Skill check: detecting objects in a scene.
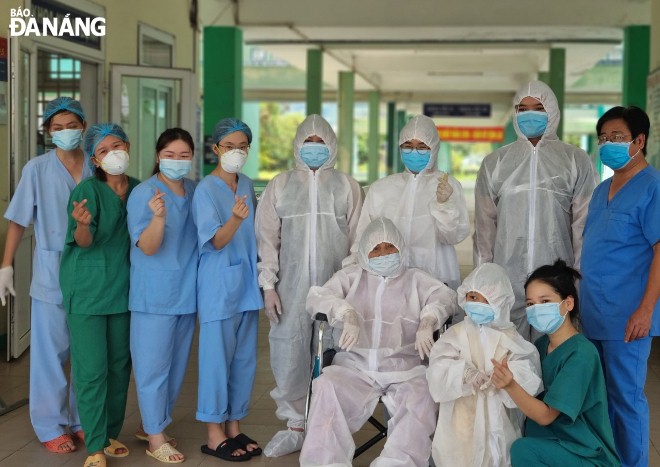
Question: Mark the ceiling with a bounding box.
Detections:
[199,0,651,126]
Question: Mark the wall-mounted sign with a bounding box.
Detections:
[424,103,491,118]
[437,126,504,143]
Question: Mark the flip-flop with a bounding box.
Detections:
[146,442,184,464]
[234,433,262,457]
[201,438,250,462]
[42,433,76,453]
[104,438,129,458]
[83,453,106,467]
[135,430,177,448]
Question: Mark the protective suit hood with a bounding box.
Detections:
[293,114,337,170]
[398,115,440,174]
[357,217,405,278]
[457,263,515,329]
[512,80,560,142]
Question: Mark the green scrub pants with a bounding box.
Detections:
[511,438,590,466]
[67,312,131,453]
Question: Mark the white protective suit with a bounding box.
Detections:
[427,263,543,467]
[255,114,364,429]
[473,81,597,340]
[300,217,456,467]
[349,115,470,290]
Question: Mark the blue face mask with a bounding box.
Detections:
[517,111,548,138]
[159,159,192,180]
[52,128,83,151]
[368,252,401,277]
[463,302,495,325]
[300,142,330,169]
[401,149,431,173]
[526,300,567,335]
[598,142,636,170]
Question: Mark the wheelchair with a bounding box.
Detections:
[304,312,453,459]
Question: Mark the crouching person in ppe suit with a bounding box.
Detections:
[427,263,542,467]
[347,114,469,290]
[256,114,363,457]
[474,80,597,341]
[299,217,456,467]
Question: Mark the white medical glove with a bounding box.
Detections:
[463,367,490,392]
[0,266,16,307]
[264,289,282,324]
[338,309,360,352]
[436,172,453,203]
[415,315,437,360]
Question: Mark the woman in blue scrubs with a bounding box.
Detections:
[581,106,660,467]
[1,97,91,453]
[193,118,263,462]
[127,128,198,464]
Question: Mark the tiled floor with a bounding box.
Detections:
[3,315,660,467]
[1,188,659,466]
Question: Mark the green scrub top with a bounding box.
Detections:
[526,334,620,466]
[60,176,140,315]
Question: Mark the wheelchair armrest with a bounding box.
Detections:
[315,313,328,322]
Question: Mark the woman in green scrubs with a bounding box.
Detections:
[490,260,620,467]
[60,123,140,467]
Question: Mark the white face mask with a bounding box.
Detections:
[220,149,247,174]
[100,149,130,175]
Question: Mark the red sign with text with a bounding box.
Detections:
[437,126,504,143]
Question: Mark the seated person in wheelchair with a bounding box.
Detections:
[300,216,457,467]
[427,263,543,467]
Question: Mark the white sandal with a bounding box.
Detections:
[146,442,185,464]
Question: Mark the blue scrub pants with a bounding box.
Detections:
[196,310,258,423]
[30,298,81,441]
[511,438,589,466]
[591,338,652,467]
[130,311,195,434]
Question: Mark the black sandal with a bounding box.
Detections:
[201,438,250,462]
[234,433,262,457]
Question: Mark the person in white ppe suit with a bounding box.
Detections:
[348,114,469,290]
[300,217,456,467]
[255,114,363,457]
[474,80,597,340]
[427,263,543,467]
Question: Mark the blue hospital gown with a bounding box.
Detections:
[581,165,660,339]
[192,174,263,323]
[4,150,92,303]
[127,174,198,314]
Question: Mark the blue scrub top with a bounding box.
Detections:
[4,150,93,304]
[127,174,198,314]
[581,166,660,340]
[192,174,263,323]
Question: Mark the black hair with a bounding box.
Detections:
[94,165,107,181]
[596,106,650,155]
[42,110,84,133]
[525,259,582,319]
[152,128,195,175]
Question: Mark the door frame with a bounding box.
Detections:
[110,65,198,178]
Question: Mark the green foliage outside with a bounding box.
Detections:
[258,102,305,179]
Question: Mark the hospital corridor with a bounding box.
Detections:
[0,194,659,466]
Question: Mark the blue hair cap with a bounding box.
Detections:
[212,118,252,145]
[83,123,129,158]
[43,97,85,123]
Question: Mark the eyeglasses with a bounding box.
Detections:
[400,144,430,154]
[597,133,631,145]
[216,143,250,152]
